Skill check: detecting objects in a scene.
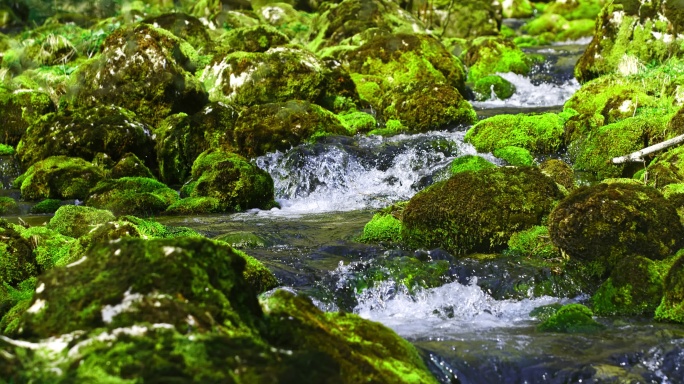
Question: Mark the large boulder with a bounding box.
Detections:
[0,89,54,147]
[549,182,684,276]
[402,167,564,255]
[16,106,156,171]
[86,177,180,216]
[66,23,208,127]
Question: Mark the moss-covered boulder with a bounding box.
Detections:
[656,253,684,323]
[465,112,568,155]
[109,152,156,179]
[46,205,115,238]
[592,255,668,316]
[155,102,239,186]
[402,166,564,255]
[493,146,534,166]
[13,156,105,201]
[217,24,290,53]
[438,0,502,38]
[472,75,516,101]
[0,197,19,215]
[233,100,349,158]
[537,303,604,333]
[0,220,36,286]
[16,106,156,170]
[549,182,684,277]
[67,23,208,127]
[181,149,277,212]
[502,0,534,18]
[0,89,54,147]
[359,204,404,243]
[86,177,179,216]
[29,199,62,214]
[645,145,684,189]
[142,12,215,54]
[450,155,496,175]
[307,0,424,52]
[463,36,536,87]
[575,0,684,83]
[507,226,561,260]
[540,159,576,191]
[201,46,357,111]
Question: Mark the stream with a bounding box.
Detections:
[4,39,684,382]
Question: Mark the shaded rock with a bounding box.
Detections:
[86,177,179,216]
[0,89,54,147]
[0,220,36,286]
[216,24,290,53]
[142,12,214,54]
[110,152,155,179]
[402,167,563,255]
[13,156,104,201]
[656,252,684,323]
[16,106,156,171]
[549,182,684,276]
[233,100,348,157]
[540,159,576,191]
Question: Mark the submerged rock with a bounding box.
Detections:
[402,167,563,255]
[537,303,604,333]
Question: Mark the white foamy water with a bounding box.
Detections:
[354,280,573,339]
[472,72,580,108]
[255,131,500,215]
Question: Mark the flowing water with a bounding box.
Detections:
[6,40,684,382]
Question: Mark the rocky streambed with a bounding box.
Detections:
[1,0,684,383]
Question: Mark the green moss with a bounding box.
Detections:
[537,303,604,333]
[403,167,563,255]
[0,88,54,147]
[16,225,76,270]
[215,231,267,248]
[0,277,36,334]
[544,0,603,21]
[449,155,496,175]
[507,226,561,260]
[529,303,563,322]
[493,146,534,166]
[183,149,277,212]
[230,247,279,294]
[549,183,684,276]
[165,197,223,215]
[369,119,407,136]
[645,144,684,189]
[15,156,104,201]
[0,220,37,286]
[473,75,516,101]
[655,253,684,323]
[46,205,115,238]
[86,177,179,216]
[0,144,14,156]
[0,197,18,215]
[338,111,376,135]
[29,199,62,214]
[217,24,289,53]
[522,14,569,36]
[233,100,348,158]
[592,256,666,316]
[464,37,533,85]
[465,113,566,155]
[558,19,596,42]
[359,213,403,243]
[121,215,202,240]
[502,0,534,18]
[110,153,155,180]
[540,159,576,191]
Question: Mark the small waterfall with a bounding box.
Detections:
[256,131,500,214]
[472,72,580,108]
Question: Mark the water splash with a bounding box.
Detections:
[255,131,500,214]
[472,72,580,108]
[354,280,570,339]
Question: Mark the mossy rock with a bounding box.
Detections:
[529,303,563,322]
[67,23,208,128]
[46,205,116,238]
[0,89,54,147]
[493,146,534,166]
[540,159,576,191]
[14,156,105,201]
[16,225,77,270]
[109,152,156,179]
[215,231,268,248]
[402,166,563,255]
[86,177,179,216]
[155,102,239,186]
[544,0,602,21]
[449,155,496,175]
[261,289,439,383]
[502,0,534,18]
[217,24,290,53]
[438,0,502,38]
[549,183,684,276]
[120,215,202,240]
[231,247,279,294]
[29,198,62,214]
[537,303,604,333]
[575,0,684,83]
[472,75,516,101]
[0,197,19,215]
[656,253,684,323]
[307,0,424,52]
[463,36,534,85]
[165,196,224,215]
[16,105,156,171]
[522,13,570,37]
[201,46,355,110]
[465,112,567,155]
[592,255,667,316]
[646,145,684,189]
[0,144,14,156]
[233,100,349,158]
[338,111,376,134]
[663,183,684,225]
[507,226,561,260]
[359,212,403,243]
[142,12,215,54]
[184,149,277,212]
[0,220,37,286]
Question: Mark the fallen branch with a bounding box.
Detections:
[612,133,684,164]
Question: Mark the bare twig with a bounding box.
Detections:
[612,133,684,164]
